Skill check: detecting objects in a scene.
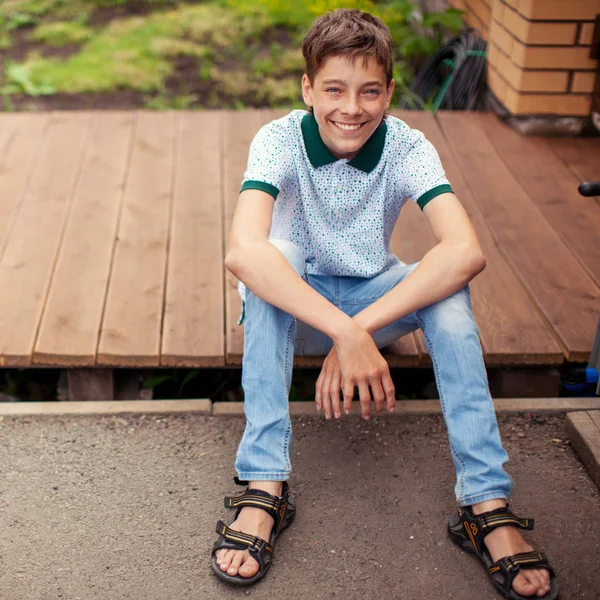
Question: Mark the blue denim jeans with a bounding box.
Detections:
[235,239,512,506]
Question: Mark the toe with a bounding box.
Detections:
[219,549,234,571]
[227,552,245,577]
[513,573,538,597]
[525,569,550,597]
[536,572,551,597]
[239,555,260,578]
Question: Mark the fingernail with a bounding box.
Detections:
[364,414,370,421]
[344,408,350,415]
[334,411,340,418]
[389,406,395,413]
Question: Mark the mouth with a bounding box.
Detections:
[331,120,368,132]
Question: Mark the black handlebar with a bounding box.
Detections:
[578,182,600,197]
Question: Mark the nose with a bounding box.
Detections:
[342,93,361,116]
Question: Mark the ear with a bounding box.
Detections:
[385,79,395,109]
[301,74,314,108]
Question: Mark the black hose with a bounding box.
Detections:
[401,29,488,111]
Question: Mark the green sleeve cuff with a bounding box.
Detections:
[417,184,454,210]
[240,180,280,199]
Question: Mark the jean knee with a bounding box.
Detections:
[269,238,306,277]
[421,286,475,334]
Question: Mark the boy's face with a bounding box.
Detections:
[302,55,394,160]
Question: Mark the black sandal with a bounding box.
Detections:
[211,477,296,586]
[448,505,559,599]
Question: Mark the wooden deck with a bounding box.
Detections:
[0,110,598,369]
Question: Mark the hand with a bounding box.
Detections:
[316,325,395,420]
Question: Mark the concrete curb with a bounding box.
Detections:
[212,398,600,416]
[1,397,598,418]
[0,399,212,417]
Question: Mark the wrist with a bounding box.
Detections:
[330,316,366,346]
[352,311,375,335]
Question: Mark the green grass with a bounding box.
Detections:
[9,4,275,94]
[30,20,93,45]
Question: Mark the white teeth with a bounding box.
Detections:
[334,122,362,131]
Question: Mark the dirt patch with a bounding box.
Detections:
[89,0,195,27]
[6,25,89,63]
[4,89,147,111]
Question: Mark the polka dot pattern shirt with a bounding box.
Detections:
[241,110,452,277]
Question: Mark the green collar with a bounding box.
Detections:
[301,112,387,173]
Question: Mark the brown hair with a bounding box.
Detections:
[302,9,393,85]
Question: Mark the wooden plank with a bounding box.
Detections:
[97,111,176,366]
[0,112,92,366]
[438,111,598,362]
[161,111,225,366]
[394,111,563,365]
[33,113,135,366]
[0,114,49,260]
[549,137,600,205]
[566,411,600,489]
[480,114,600,288]
[223,110,269,365]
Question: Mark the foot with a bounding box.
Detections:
[472,500,551,598]
[215,481,283,578]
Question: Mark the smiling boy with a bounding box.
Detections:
[213,9,557,599]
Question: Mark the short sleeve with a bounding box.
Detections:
[401,129,453,210]
[241,120,294,200]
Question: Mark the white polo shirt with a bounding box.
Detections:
[241,109,452,278]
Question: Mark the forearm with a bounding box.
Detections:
[226,241,355,343]
[353,243,486,335]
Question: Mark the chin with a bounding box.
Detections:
[338,144,361,159]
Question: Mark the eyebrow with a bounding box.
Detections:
[321,79,384,87]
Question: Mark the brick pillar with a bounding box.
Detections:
[450,0,600,121]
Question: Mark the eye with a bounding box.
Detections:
[325,87,341,94]
[364,89,380,96]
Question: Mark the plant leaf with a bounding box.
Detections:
[178,369,200,396]
[142,375,173,389]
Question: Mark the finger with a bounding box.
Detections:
[330,373,342,418]
[321,370,333,420]
[343,380,354,415]
[381,370,396,412]
[315,368,325,411]
[370,378,385,415]
[358,379,372,420]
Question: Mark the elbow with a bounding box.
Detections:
[454,242,486,278]
[468,247,487,276]
[225,246,244,276]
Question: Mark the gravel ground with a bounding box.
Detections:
[0,411,598,600]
